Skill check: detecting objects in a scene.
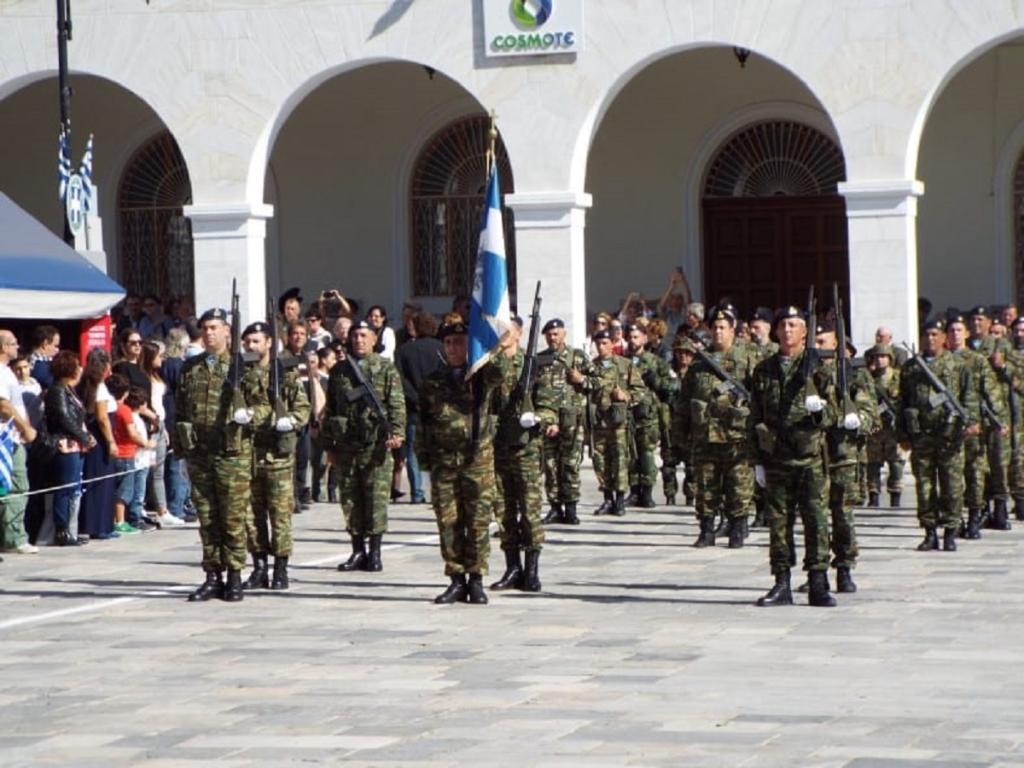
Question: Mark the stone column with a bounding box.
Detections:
[504,191,593,347]
[838,180,925,354]
[184,203,274,325]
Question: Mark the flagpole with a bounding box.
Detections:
[56,0,74,245]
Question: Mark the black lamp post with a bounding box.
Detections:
[56,0,73,244]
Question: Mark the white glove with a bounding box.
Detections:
[232,408,254,425]
[754,465,766,488]
[519,412,539,429]
[804,395,825,413]
[843,412,861,431]
[275,416,295,432]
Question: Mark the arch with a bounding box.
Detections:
[992,119,1024,303]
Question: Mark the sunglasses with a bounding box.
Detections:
[128,339,142,345]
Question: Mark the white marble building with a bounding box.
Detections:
[2,0,1024,351]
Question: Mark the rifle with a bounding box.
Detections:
[901,343,970,424]
[346,351,389,427]
[584,386,595,459]
[267,300,302,455]
[514,281,542,428]
[833,282,852,418]
[802,284,819,388]
[684,328,750,403]
[229,278,246,412]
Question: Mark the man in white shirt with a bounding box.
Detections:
[0,330,39,555]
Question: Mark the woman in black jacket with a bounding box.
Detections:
[45,351,95,545]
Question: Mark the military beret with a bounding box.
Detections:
[709,304,737,325]
[512,315,524,328]
[968,305,989,318]
[242,321,270,337]
[815,318,836,335]
[945,308,967,326]
[752,306,774,324]
[623,323,646,335]
[991,315,1005,328]
[542,318,564,333]
[198,308,229,324]
[1012,316,1024,329]
[348,319,379,335]
[921,316,946,332]
[672,336,697,353]
[278,287,303,314]
[865,343,893,360]
[438,321,468,340]
[773,305,805,325]
[592,329,611,341]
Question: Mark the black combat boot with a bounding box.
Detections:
[991,499,1012,531]
[542,503,564,524]
[1015,496,1024,521]
[753,497,767,528]
[756,570,793,607]
[466,574,488,604]
[491,549,523,590]
[868,491,880,508]
[365,535,384,571]
[639,485,657,509]
[981,501,994,529]
[594,490,614,515]
[693,517,714,548]
[889,492,901,508]
[625,486,641,507]
[942,527,958,551]
[714,514,730,537]
[223,569,244,602]
[808,570,837,607]
[270,556,289,590]
[836,566,857,593]
[684,492,695,507]
[612,491,626,516]
[434,574,467,604]
[665,494,676,506]
[916,528,939,551]
[187,571,224,602]
[242,552,269,590]
[521,550,542,592]
[337,535,367,572]
[563,502,580,525]
[966,509,982,539]
[727,517,748,549]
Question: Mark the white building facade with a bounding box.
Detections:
[2,0,1024,352]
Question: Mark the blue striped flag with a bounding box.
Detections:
[58,125,71,202]
[467,164,512,377]
[0,421,15,497]
[79,133,94,214]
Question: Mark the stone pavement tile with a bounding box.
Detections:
[840,759,991,768]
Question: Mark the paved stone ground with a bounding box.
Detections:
[2,466,1024,767]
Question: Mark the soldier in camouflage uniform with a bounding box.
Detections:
[747,307,778,526]
[967,305,996,354]
[983,338,1014,530]
[624,324,674,508]
[946,311,999,537]
[865,344,904,508]
[814,322,877,594]
[591,330,647,515]
[1006,316,1024,521]
[750,305,839,608]
[676,305,756,549]
[322,320,406,573]
[535,318,593,525]
[175,308,265,603]
[240,322,310,591]
[491,320,545,592]
[667,333,697,506]
[898,317,979,552]
[419,321,514,605]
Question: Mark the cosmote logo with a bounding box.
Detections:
[511,0,552,28]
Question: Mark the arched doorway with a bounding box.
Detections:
[410,115,516,300]
[117,131,194,302]
[702,120,848,313]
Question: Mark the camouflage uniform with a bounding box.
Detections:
[592,355,647,495]
[951,347,996,522]
[627,349,674,500]
[667,339,697,505]
[866,365,904,498]
[982,344,1014,526]
[420,356,507,576]
[248,362,310,557]
[898,351,978,532]
[323,353,406,536]
[1005,344,1024,517]
[175,350,264,574]
[534,345,593,506]
[676,341,757,533]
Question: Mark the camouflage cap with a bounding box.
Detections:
[672,336,697,353]
[198,308,229,324]
[865,343,894,360]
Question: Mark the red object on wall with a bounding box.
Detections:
[79,315,112,364]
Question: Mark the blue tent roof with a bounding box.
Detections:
[0,191,124,318]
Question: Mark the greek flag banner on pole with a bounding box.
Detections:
[0,421,15,497]
[58,126,71,202]
[467,165,512,378]
[79,133,94,214]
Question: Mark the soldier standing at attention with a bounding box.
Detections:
[491,320,545,592]
[676,305,757,548]
[591,330,647,516]
[419,321,514,605]
[240,322,310,591]
[898,317,979,552]
[323,320,405,573]
[983,338,1014,531]
[1006,316,1024,520]
[967,305,995,354]
[864,344,904,508]
[175,308,263,603]
[536,318,593,525]
[667,335,698,506]
[624,323,673,509]
[748,307,779,363]
[750,305,838,608]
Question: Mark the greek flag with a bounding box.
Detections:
[58,125,71,202]
[0,422,14,497]
[467,165,512,377]
[79,133,94,214]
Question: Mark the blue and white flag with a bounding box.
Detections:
[58,126,71,202]
[79,133,94,214]
[467,165,512,378]
[0,421,15,497]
